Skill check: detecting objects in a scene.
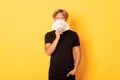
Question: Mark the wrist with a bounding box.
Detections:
[73,67,77,71]
[56,36,60,40]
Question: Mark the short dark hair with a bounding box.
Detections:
[52,9,69,20]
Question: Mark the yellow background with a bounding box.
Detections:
[0,0,120,80]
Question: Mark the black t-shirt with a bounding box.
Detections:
[45,30,80,68]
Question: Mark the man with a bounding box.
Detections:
[44,9,81,80]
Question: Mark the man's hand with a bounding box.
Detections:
[67,69,77,77]
[55,28,63,38]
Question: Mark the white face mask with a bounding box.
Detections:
[52,20,70,32]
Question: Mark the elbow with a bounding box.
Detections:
[45,51,52,56]
[45,47,53,56]
[46,53,51,56]
[44,48,51,56]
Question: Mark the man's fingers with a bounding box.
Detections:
[67,72,71,77]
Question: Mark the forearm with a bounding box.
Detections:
[73,47,81,70]
[67,51,81,76]
[74,53,81,70]
[46,37,60,56]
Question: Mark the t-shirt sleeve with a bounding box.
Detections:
[72,32,80,47]
[45,32,53,44]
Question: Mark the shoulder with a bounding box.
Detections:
[45,30,55,36]
[67,30,78,35]
[68,30,80,39]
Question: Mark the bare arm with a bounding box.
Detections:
[67,46,81,76]
[45,37,60,56]
[44,29,63,56]
[73,46,81,70]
